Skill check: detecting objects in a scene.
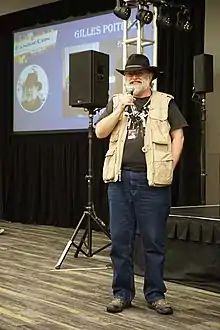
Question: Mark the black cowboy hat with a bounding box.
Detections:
[24,72,42,90]
[116,54,161,80]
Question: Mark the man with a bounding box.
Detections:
[21,71,43,112]
[95,54,188,315]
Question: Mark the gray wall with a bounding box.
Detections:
[0,0,59,16]
[205,0,220,204]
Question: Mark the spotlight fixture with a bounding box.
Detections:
[176,6,193,32]
[113,1,193,32]
[183,18,193,32]
[136,6,153,24]
[156,5,174,28]
[113,0,131,20]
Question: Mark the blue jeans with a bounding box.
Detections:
[108,170,171,303]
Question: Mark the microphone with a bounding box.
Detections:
[125,85,136,115]
[126,85,135,95]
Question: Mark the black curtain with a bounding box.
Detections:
[157,0,205,205]
[0,0,205,227]
[0,1,113,227]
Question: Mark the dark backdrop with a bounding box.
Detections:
[157,0,205,205]
[0,0,205,228]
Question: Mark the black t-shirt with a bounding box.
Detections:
[96,95,188,172]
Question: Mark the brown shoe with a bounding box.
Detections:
[147,299,173,315]
[106,297,132,313]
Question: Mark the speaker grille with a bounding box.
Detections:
[69,50,109,108]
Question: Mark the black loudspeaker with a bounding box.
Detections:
[69,50,109,109]
[193,54,214,93]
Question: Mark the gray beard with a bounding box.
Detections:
[125,81,148,95]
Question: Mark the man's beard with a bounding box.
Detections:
[126,80,148,95]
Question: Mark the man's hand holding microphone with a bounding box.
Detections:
[95,87,135,139]
[118,87,135,111]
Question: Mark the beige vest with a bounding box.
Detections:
[102,91,174,187]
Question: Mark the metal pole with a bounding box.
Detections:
[200,94,206,205]
[136,20,142,53]
[121,7,158,91]
[152,6,158,91]
[123,20,128,92]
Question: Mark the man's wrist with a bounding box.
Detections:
[114,105,124,116]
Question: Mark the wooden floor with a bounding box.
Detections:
[0,221,220,330]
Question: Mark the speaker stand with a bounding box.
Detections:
[192,91,207,205]
[200,93,207,205]
[55,108,111,269]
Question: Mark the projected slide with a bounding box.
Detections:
[13,10,154,132]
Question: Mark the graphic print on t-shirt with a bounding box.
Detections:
[126,100,150,140]
[127,109,143,140]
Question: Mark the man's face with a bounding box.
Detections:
[24,85,38,102]
[124,70,152,96]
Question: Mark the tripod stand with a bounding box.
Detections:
[55,108,111,269]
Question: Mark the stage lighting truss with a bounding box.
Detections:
[113,0,192,90]
[113,0,158,90]
[114,0,193,31]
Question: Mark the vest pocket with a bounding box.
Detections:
[151,120,170,144]
[153,151,173,186]
[110,133,118,143]
[151,127,173,186]
[102,148,117,183]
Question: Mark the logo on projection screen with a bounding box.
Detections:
[16,65,49,113]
